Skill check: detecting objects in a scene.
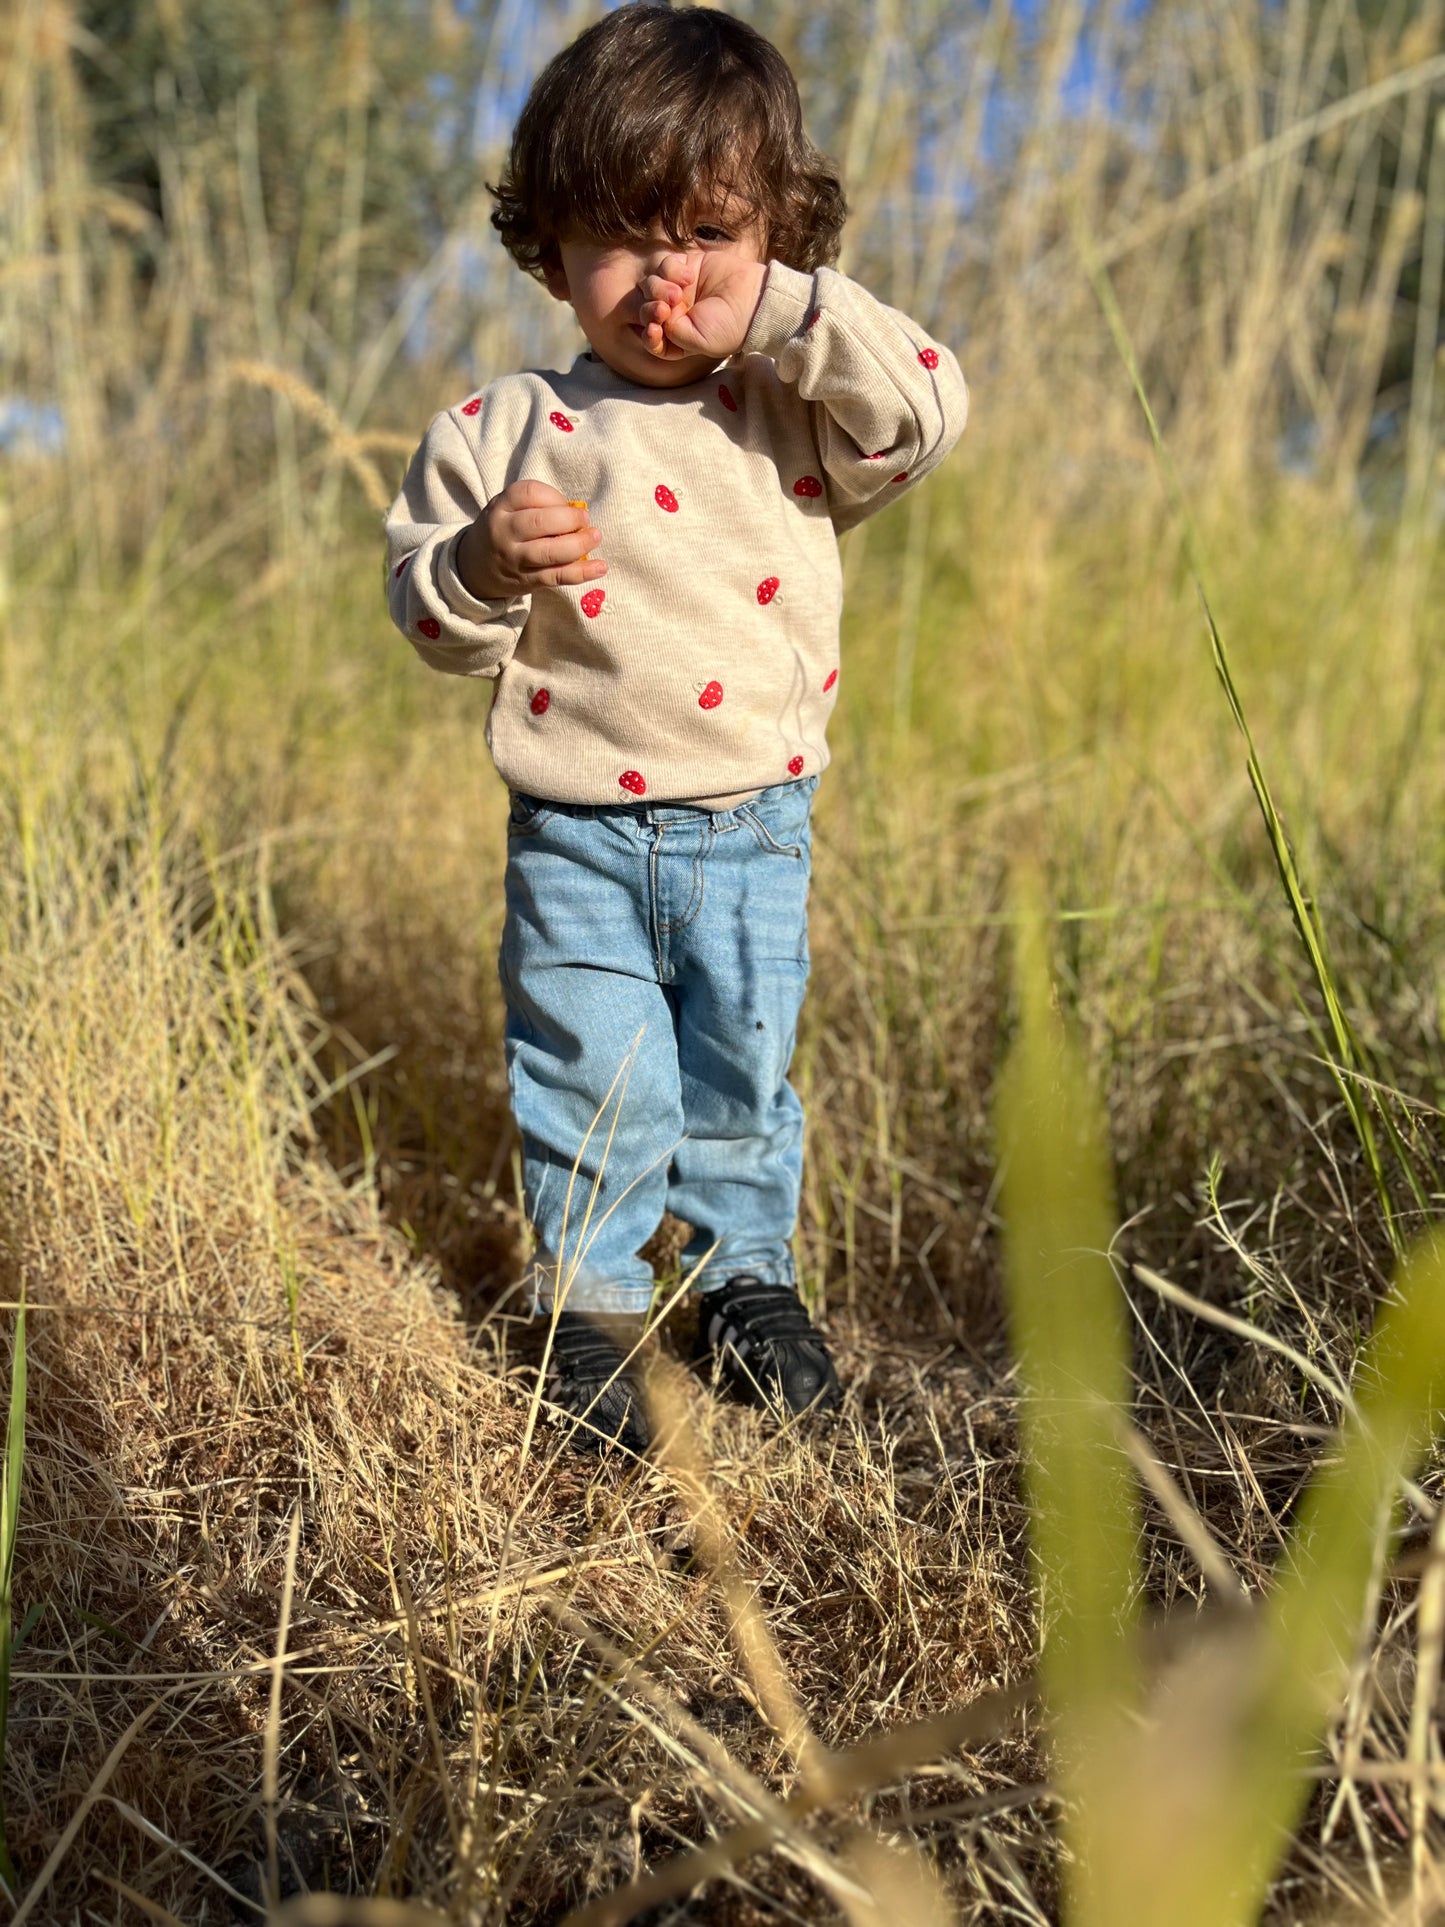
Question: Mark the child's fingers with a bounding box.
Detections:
[658,250,696,287]
[523,554,608,589]
[645,317,675,348]
[659,309,708,355]
[514,527,602,573]
[499,478,569,511]
[642,276,687,306]
[644,321,688,358]
[507,503,592,544]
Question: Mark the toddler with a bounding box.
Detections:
[384,2,968,1454]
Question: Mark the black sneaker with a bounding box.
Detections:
[692,1277,841,1417]
[544,1311,651,1456]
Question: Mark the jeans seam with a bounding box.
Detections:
[658,819,711,935]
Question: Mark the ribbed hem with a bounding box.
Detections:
[741,260,815,359]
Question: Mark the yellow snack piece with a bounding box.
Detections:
[568,499,590,560]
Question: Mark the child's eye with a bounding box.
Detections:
[694,225,733,245]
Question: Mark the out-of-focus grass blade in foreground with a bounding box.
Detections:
[998,869,1445,1927]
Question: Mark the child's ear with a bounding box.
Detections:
[541,255,570,303]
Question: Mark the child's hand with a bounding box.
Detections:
[456,482,605,598]
[639,251,768,362]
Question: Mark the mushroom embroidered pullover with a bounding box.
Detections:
[383,259,969,809]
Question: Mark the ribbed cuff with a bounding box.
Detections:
[741,260,815,359]
[437,528,529,627]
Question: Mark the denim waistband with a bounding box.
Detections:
[512,773,818,827]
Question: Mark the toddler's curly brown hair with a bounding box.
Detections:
[489,3,847,280]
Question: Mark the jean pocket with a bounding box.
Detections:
[737,804,806,859]
[508,790,556,834]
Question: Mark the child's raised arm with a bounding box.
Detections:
[742,263,969,534]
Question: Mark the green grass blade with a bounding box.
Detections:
[996,867,1141,1925]
[1073,221,1422,1252]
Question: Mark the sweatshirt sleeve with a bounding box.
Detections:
[741,261,969,535]
[383,404,529,677]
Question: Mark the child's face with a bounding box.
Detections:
[543,202,767,387]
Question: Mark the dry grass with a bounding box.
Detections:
[0,831,1038,1915]
[3,480,1443,1920]
[2,0,1445,1920]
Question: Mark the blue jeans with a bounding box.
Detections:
[498,775,818,1314]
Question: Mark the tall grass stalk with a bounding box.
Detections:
[1076,226,1426,1254]
[995,869,1141,1916]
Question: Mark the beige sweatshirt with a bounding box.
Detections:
[383,260,969,809]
